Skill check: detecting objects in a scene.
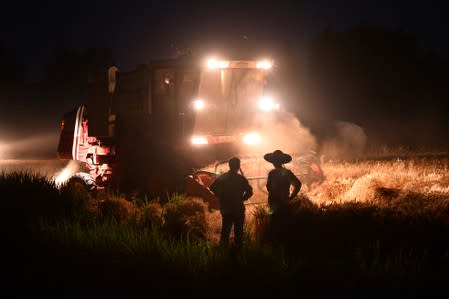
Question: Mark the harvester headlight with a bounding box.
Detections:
[258,96,280,112]
[256,60,273,70]
[191,135,208,145]
[242,132,261,145]
[192,98,206,110]
[207,58,230,69]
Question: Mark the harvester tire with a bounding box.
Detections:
[66,172,97,193]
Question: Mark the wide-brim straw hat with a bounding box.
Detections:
[264,150,292,164]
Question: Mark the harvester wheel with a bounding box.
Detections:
[66,172,97,193]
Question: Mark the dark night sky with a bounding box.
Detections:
[1,0,448,80]
[1,0,448,157]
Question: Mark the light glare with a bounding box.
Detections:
[191,136,208,145]
[53,161,79,188]
[207,59,229,69]
[242,132,261,145]
[256,60,273,70]
[193,99,205,110]
[258,96,279,111]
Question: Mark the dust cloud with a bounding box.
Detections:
[0,159,75,181]
[234,111,318,157]
[0,132,59,159]
[262,111,317,155]
[0,131,81,185]
[321,121,367,161]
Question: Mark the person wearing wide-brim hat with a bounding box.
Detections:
[264,150,301,215]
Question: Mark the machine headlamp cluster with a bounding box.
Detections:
[257,96,280,112]
[207,59,230,69]
[256,60,273,70]
[192,98,206,110]
[206,58,273,70]
[242,132,261,145]
[191,135,208,145]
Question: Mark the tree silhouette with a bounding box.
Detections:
[302,24,449,149]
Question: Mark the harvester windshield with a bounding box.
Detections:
[191,59,279,148]
[195,68,264,133]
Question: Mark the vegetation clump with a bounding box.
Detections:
[2,156,449,295]
[163,194,209,240]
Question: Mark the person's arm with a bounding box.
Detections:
[242,178,253,201]
[288,170,302,200]
[209,178,220,195]
[266,172,273,194]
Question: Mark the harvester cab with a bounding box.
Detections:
[189,59,279,155]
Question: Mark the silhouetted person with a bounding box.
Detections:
[209,157,253,248]
[264,150,301,215]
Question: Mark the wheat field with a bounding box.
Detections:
[205,154,449,241]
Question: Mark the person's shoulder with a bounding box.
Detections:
[217,172,230,180]
[268,168,280,178]
[212,172,227,183]
[230,172,246,180]
[286,168,295,174]
[286,168,298,176]
[268,168,277,175]
[287,169,300,180]
[238,173,250,181]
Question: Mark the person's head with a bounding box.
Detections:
[264,150,292,168]
[228,157,240,172]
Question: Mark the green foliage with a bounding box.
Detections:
[253,206,271,243]
[37,218,294,290]
[265,194,449,269]
[166,192,186,205]
[59,178,94,221]
[0,171,62,222]
[3,168,449,294]
[140,200,164,227]
[163,194,208,240]
[98,195,133,224]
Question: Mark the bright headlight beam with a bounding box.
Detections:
[256,60,272,70]
[242,132,261,145]
[54,167,73,187]
[53,160,79,188]
[193,99,205,110]
[191,136,208,145]
[258,96,276,111]
[207,58,229,69]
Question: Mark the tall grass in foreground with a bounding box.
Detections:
[2,165,449,294]
[0,171,61,224]
[38,219,292,282]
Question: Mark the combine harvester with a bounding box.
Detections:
[56,55,324,207]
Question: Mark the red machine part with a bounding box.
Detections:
[184,170,220,210]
